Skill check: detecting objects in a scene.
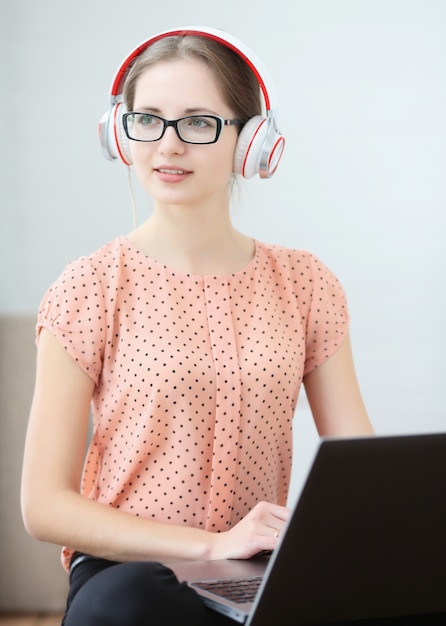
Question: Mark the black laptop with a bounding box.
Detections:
[166,433,446,625]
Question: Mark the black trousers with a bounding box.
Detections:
[62,555,446,626]
[62,556,234,626]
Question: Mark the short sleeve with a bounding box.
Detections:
[303,254,350,377]
[36,257,106,384]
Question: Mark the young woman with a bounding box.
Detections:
[21,27,374,625]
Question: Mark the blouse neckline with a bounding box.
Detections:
[118,235,260,280]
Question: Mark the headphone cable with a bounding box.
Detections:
[126,166,138,229]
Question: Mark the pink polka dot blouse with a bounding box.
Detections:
[37,237,349,570]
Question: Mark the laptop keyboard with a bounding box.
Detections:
[191,576,263,604]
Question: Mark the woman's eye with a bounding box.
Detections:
[189,116,214,129]
[139,115,156,126]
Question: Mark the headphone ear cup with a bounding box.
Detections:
[115,103,132,165]
[233,116,268,179]
[99,103,132,165]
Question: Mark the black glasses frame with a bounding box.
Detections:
[122,113,241,145]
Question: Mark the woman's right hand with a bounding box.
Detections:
[208,501,291,561]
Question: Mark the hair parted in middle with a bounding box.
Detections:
[123,34,262,127]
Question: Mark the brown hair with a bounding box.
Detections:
[123,34,262,125]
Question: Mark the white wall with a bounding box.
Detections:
[1,0,445,500]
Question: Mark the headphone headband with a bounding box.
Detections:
[108,26,278,114]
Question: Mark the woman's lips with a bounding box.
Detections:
[155,166,191,183]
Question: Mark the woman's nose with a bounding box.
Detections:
[157,125,185,155]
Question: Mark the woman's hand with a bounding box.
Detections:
[208,501,291,561]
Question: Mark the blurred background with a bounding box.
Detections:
[1,0,445,613]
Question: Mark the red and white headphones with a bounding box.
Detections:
[99,26,285,179]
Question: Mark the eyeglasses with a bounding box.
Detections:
[122,112,241,145]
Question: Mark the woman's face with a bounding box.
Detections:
[129,58,239,209]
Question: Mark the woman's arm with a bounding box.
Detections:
[21,329,288,563]
[303,332,374,437]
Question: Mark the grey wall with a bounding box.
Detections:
[1,0,445,499]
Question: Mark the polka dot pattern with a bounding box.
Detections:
[37,237,349,570]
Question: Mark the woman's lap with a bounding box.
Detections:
[62,557,233,626]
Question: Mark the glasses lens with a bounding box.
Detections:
[177,116,220,144]
[126,113,164,141]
